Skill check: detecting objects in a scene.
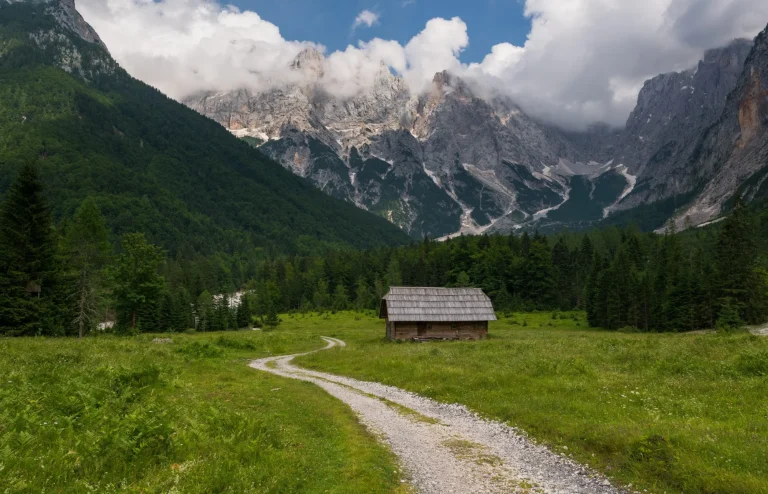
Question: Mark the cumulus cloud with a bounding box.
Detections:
[77,0,317,98]
[352,10,380,30]
[469,0,768,129]
[77,0,768,130]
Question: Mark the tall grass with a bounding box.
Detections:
[0,331,401,493]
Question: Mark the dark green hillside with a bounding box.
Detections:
[0,2,410,257]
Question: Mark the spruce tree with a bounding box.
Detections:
[196,290,213,331]
[65,198,112,338]
[456,271,471,287]
[159,292,175,331]
[552,237,574,310]
[110,233,165,331]
[716,195,765,323]
[0,164,58,336]
[520,240,555,309]
[236,294,251,328]
[173,288,192,331]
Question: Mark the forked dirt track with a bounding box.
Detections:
[250,337,626,494]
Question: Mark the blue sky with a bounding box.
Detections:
[235,0,531,63]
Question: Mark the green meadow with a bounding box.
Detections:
[296,312,768,494]
[0,330,402,493]
[2,312,768,493]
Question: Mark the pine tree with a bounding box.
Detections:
[215,296,231,331]
[575,235,594,308]
[552,237,574,310]
[173,288,192,331]
[456,271,471,287]
[716,297,743,332]
[236,293,251,328]
[65,198,112,338]
[227,296,238,330]
[520,240,555,309]
[196,290,213,331]
[159,292,175,331]
[263,300,281,329]
[494,283,513,311]
[110,233,165,331]
[0,164,58,336]
[716,195,765,323]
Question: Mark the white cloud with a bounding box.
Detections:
[469,0,768,129]
[353,9,380,29]
[403,17,468,92]
[77,0,317,98]
[77,0,768,130]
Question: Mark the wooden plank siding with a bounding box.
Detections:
[391,321,488,341]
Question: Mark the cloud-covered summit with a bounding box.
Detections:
[77,0,768,130]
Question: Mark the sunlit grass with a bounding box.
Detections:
[293,311,768,494]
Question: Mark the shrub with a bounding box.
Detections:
[716,298,743,332]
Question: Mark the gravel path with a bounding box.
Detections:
[250,337,626,494]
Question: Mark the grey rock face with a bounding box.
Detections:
[187,30,768,235]
[610,39,753,210]
[186,59,612,237]
[676,27,768,226]
[5,0,106,48]
[3,0,115,79]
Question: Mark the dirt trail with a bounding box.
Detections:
[250,337,625,494]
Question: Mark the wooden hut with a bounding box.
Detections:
[379,287,496,341]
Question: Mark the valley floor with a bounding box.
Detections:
[252,336,619,494]
[2,313,767,493]
[295,312,768,494]
[0,330,401,493]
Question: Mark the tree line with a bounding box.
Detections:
[244,198,768,332]
[2,164,766,337]
[0,164,257,336]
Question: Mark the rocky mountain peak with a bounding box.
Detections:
[54,0,105,47]
[611,36,753,202]
[5,0,106,48]
[187,28,768,237]
[674,23,768,228]
[290,47,325,79]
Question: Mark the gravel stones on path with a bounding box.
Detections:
[250,337,626,494]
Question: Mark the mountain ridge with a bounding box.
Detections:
[186,34,765,236]
[0,0,411,255]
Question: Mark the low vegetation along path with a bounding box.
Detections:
[250,338,623,494]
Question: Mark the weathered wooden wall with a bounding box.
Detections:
[389,321,488,341]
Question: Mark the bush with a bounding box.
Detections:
[716,299,743,332]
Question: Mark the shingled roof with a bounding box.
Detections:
[380,287,497,322]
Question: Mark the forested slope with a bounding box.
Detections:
[0,1,410,257]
